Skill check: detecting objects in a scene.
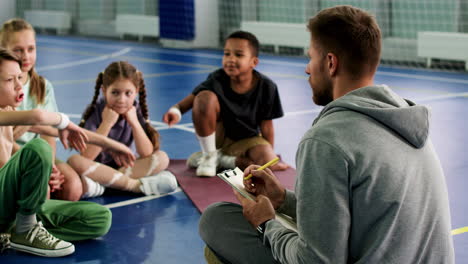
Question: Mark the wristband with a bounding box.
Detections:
[168,106,182,120]
[256,220,270,234]
[54,113,70,130]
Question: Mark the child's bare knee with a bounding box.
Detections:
[150,150,169,174]
[248,144,275,164]
[196,90,217,102]
[194,91,219,113]
[67,154,87,173]
[67,154,80,166]
[157,151,170,170]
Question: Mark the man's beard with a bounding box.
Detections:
[312,78,333,106]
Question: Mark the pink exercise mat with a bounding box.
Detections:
[167,159,296,212]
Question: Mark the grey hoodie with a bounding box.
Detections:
[265,85,454,264]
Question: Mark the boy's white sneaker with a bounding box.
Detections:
[187,151,203,168]
[9,222,75,257]
[140,171,178,195]
[188,150,236,170]
[196,151,218,177]
[217,152,236,169]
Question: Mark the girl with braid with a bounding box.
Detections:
[0,18,82,201]
[67,61,177,198]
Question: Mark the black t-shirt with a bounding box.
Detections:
[192,69,284,140]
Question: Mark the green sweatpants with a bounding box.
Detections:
[0,138,111,241]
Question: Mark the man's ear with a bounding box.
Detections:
[327,53,338,76]
[101,85,105,93]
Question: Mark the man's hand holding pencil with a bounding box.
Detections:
[242,157,287,210]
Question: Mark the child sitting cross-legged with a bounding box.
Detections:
[163,31,289,177]
[66,61,177,198]
[0,48,136,257]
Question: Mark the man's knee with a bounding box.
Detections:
[199,202,241,242]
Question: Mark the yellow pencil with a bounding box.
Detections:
[244,157,280,180]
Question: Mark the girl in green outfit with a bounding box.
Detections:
[0,48,135,257]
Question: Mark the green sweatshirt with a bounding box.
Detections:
[265,85,454,263]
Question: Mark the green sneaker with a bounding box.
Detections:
[10,222,74,257]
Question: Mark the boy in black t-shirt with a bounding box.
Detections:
[163,31,288,177]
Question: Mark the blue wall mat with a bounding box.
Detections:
[159,0,195,40]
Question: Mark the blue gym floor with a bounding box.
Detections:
[2,35,468,263]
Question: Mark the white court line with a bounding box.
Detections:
[37,37,468,85]
[104,188,182,209]
[282,92,468,117]
[416,92,468,103]
[37,47,132,72]
[377,71,468,85]
[66,91,468,129]
[285,108,323,116]
[150,121,195,133]
[119,55,216,69]
[51,69,214,86]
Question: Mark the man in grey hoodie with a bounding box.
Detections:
[199,5,454,264]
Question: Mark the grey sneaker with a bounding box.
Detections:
[10,222,74,257]
[196,151,218,177]
[140,171,178,195]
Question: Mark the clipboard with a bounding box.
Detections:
[217,167,298,231]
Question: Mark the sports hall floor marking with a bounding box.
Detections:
[37,37,468,85]
[415,92,468,102]
[37,47,132,72]
[50,69,214,86]
[103,187,182,209]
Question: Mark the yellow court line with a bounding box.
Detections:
[452,226,468,235]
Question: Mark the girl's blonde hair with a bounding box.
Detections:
[80,61,160,150]
[0,18,46,105]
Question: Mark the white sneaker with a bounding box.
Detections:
[196,151,218,177]
[139,171,178,195]
[217,152,236,169]
[186,151,203,168]
[187,150,236,169]
[10,222,74,257]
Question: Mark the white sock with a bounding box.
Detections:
[16,213,37,233]
[196,133,216,154]
[81,176,105,198]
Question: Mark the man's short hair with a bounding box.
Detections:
[226,30,260,57]
[307,5,382,77]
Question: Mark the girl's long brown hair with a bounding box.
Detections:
[0,18,46,104]
[80,61,160,150]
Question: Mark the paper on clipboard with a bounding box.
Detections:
[217,167,298,231]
